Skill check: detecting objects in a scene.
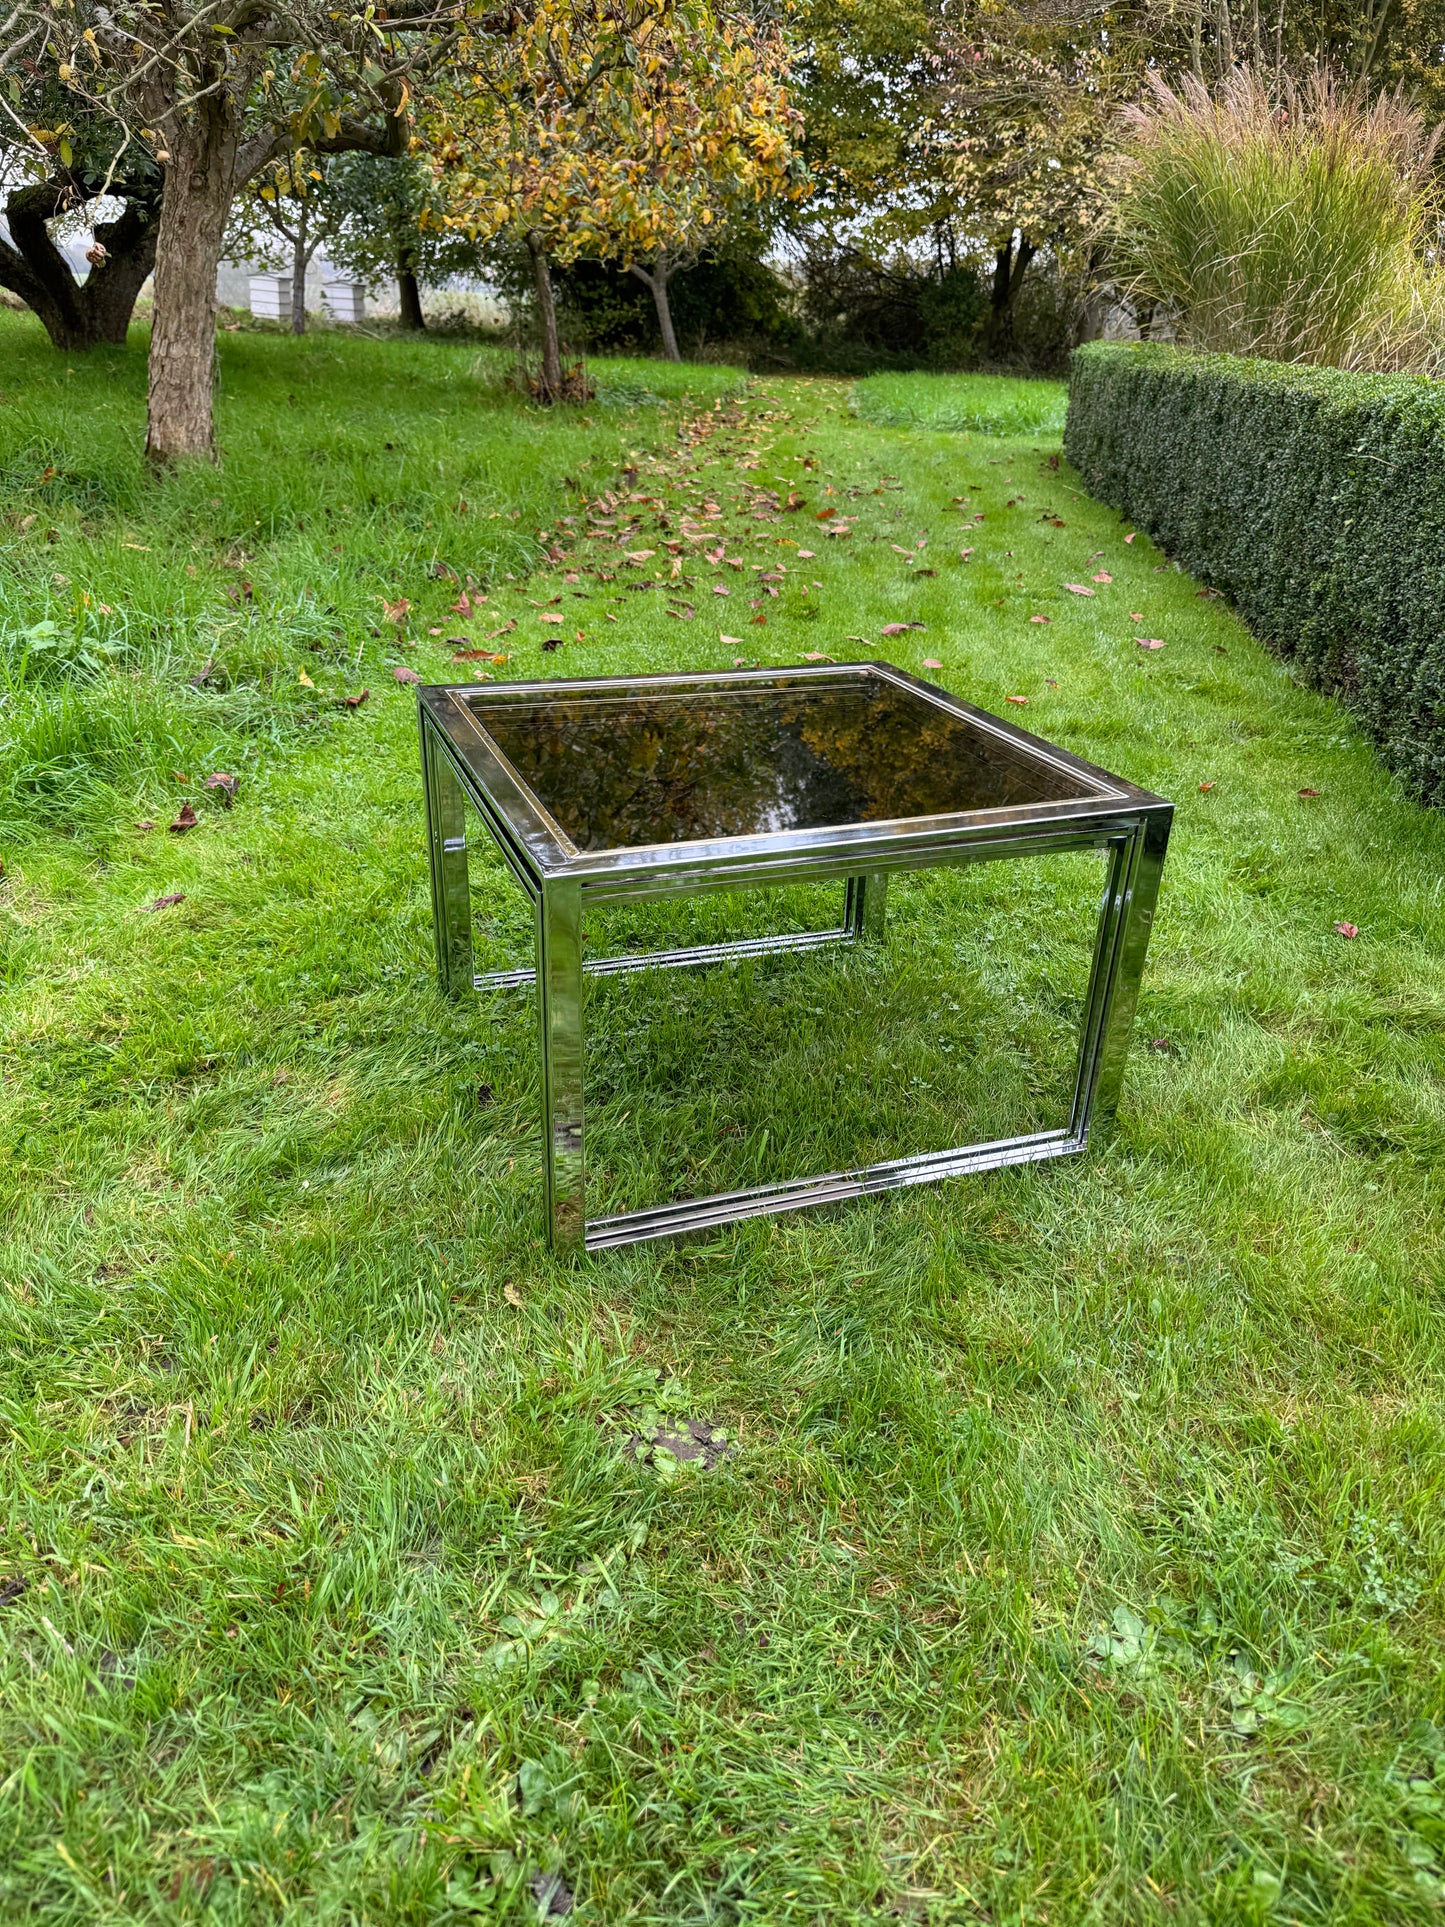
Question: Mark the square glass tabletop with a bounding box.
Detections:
[428,664,1137,876]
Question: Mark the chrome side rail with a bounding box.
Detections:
[584,1129,1082,1251]
[473,923,856,991]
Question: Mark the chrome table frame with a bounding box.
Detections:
[418,664,1172,1253]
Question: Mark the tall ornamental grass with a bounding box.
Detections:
[1115,67,1444,374]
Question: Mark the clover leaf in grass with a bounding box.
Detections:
[1086,1604,1150,1667]
[1217,1654,1309,1736]
[1086,1603,1199,1676]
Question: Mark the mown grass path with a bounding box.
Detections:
[2,324,1444,1924]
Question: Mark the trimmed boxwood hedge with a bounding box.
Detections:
[1065,341,1445,805]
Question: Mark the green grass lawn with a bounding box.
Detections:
[3,314,1445,1925]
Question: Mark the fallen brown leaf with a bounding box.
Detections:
[380,596,411,625]
[880,622,925,636]
[143,893,186,912]
[1298,787,1321,798]
[204,772,238,807]
[168,802,198,833]
[1005,695,1029,706]
[342,688,370,707]
[1134,637,1166,650]
[1093,571,1112,584]
[921,657,944,669]
[801,651,836,662]
[1199,781,1215,792]
[1063,584,1095,597]
[1334,921,1359,938]
[1029,615,1052,625]
[393,665,421,684]
[1124,532,1137,544]
[503,1282,524,1308]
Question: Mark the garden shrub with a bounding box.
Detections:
[1065,341,1445,804]
[1113,68,1444,376]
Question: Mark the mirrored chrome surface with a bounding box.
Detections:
[471,670,1108,853]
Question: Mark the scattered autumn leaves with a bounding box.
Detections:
[332,395,1170,706]
[159,772,238,834]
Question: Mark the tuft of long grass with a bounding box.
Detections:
[1114,66,1445,373]
[852,371,1068,437]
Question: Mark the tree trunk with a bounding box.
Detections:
[527,231,563,396]
[292,212,309,336]
[1358,0,1395,75]
[630,256,680,361]
[146,95,241,464]
[0,181,159,351]
[986,235,1036,354]
[397,261,426,331]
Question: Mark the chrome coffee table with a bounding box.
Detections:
[418,664,1171,1252]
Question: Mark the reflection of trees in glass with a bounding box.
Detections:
[478,680,1078,851]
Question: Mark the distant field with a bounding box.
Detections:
[852,369,1069,437]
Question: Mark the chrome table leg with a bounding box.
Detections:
[1081,810,1171,1133]
[421,720,474,999]
[537,879,586,1253]
[845,873,889,941]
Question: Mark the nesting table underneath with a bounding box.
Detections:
[418,663,1171,1252]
